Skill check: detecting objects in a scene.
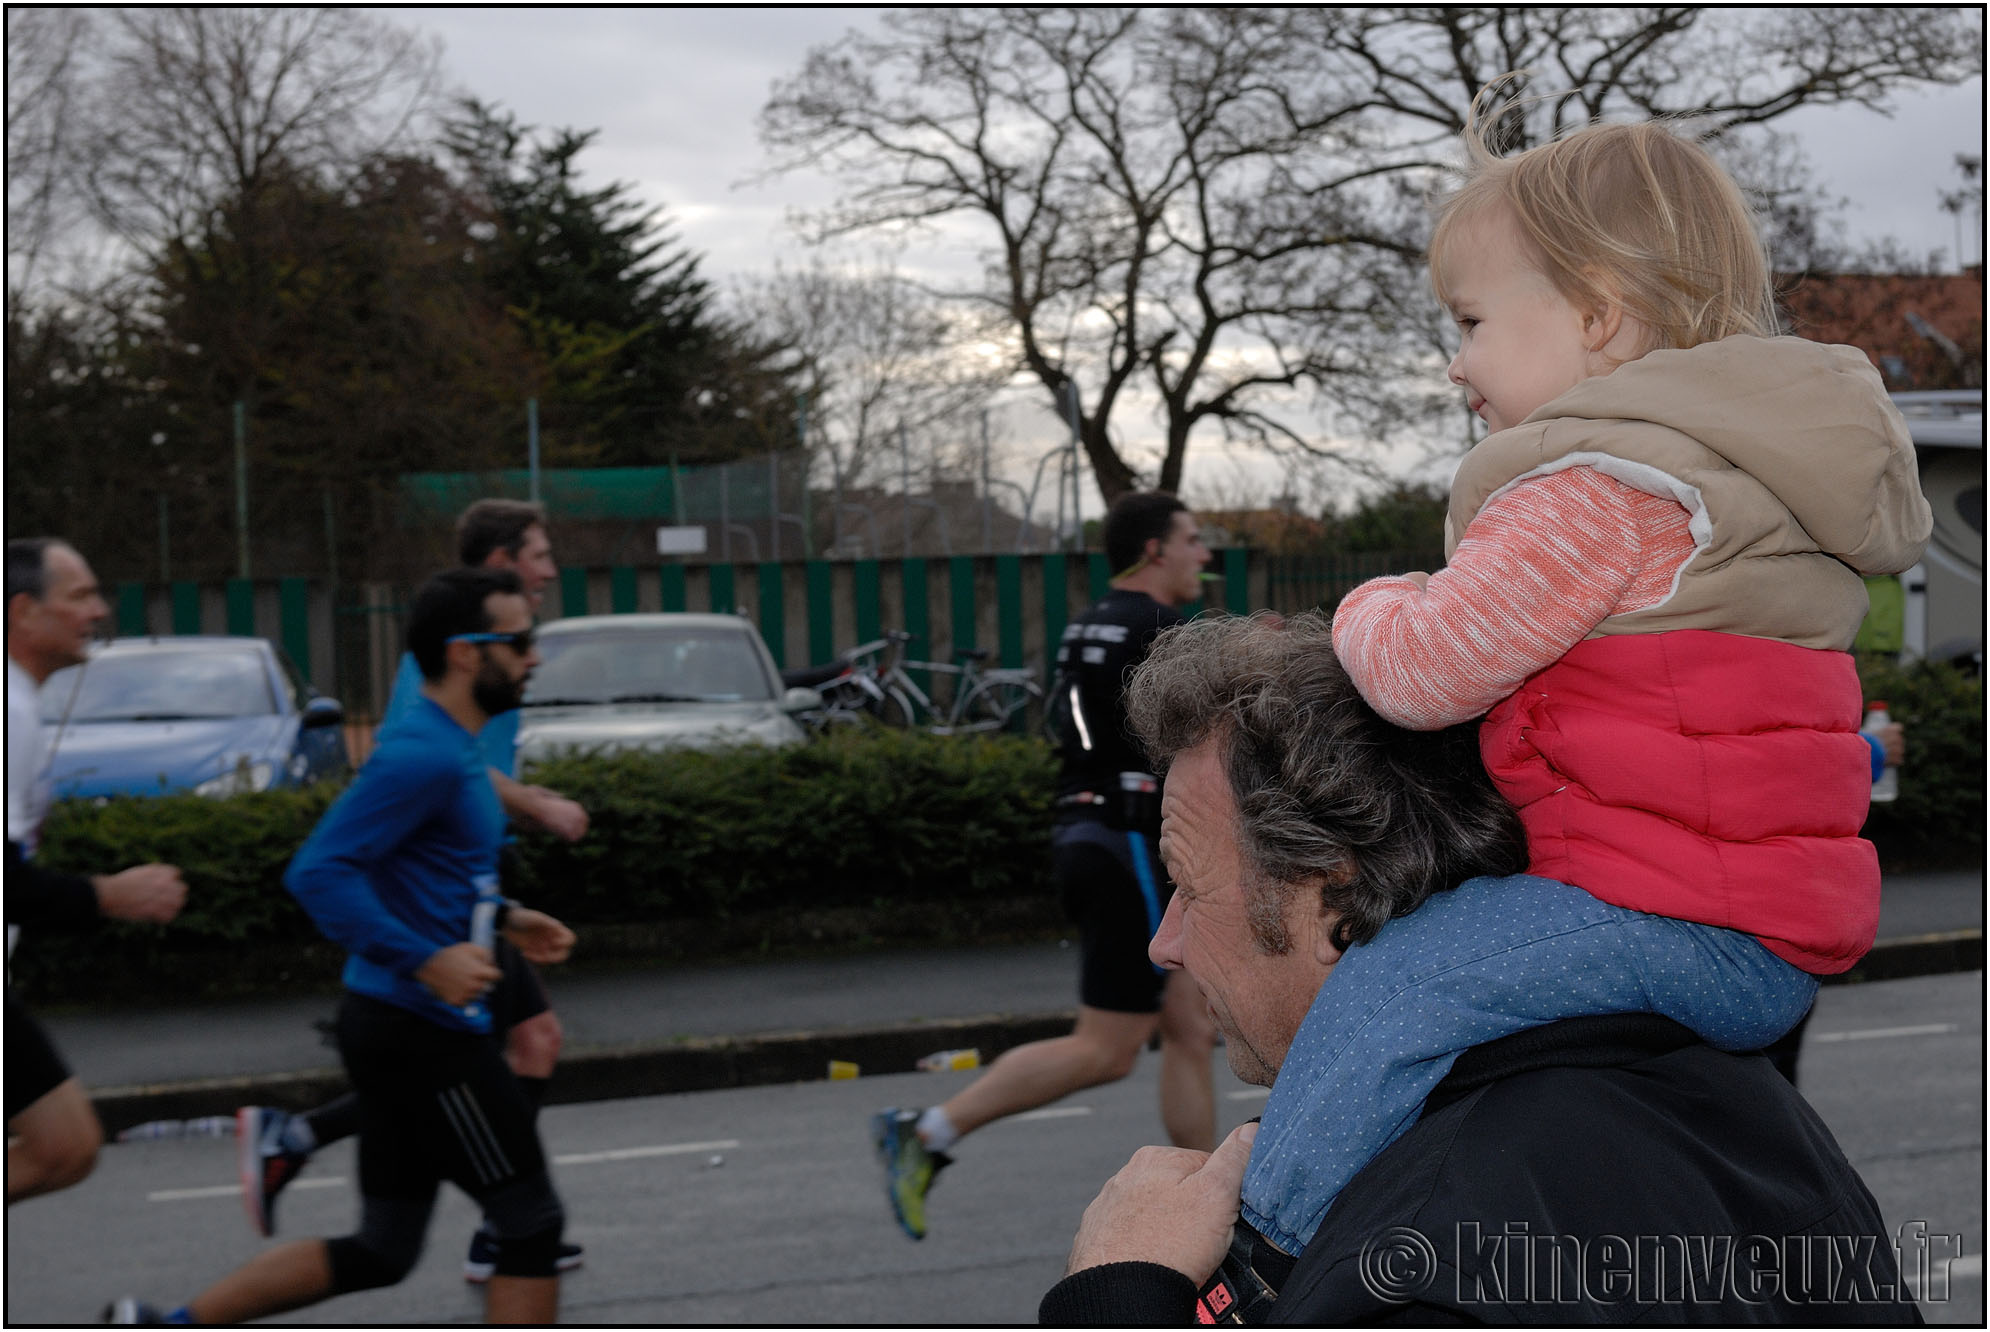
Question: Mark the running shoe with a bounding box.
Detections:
[869,1107,950,1241]
[236,1106,310,1238]
[101,1298,165,1324]
[462,1226,585,1283]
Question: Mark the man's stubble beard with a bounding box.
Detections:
[473,657,526,717]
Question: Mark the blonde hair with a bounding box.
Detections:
[1429,89,1778,358]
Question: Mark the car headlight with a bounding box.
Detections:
[195,759,275,798]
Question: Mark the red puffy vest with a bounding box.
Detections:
[1479,630,1878,974]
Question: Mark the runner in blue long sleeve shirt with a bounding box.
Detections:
[285,694,508,1033]
[237,499,591,1283]
[109,568,576,1328]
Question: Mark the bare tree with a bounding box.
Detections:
[736,255,1012,496]
[762,9,1436,503]
[762,7,1983,504]
[78,9,442,259]
[1295,8,1980,149]
[6,9,97,305]
[58,8,444,415]
[1939,152,1984,271]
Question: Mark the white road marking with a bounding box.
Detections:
[150,1177,344,1203]
[553,1139,739,1166]
[1811,1023,1959,1043]
[147,1139,743,1202]
[1010,1106,1093,1123]
[1227,1088,1270,1101]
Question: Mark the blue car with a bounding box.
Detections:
[40,636,349,800]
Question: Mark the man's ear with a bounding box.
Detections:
[441,637,477,677]
[1309,861,1355,970]
[1311,909,1347,972]
[6,590,35,633]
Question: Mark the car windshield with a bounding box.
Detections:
[39,646,277,722]
[525,627,773,705]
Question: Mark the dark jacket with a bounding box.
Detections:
[6,838,99,932]
[1040,1016,1921,1325]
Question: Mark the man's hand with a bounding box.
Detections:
[503,907,575,966]
[1065,1121,1258,1282]
[1876,721,1905,768]
[93,864,188,924]
[416,942,501,1007]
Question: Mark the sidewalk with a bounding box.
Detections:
[41,870,1983,1135]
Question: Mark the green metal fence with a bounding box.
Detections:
[110,549,1262,719]
[106,549,1921,722]
[1262,549,1447,614]
[544,549,1255,679]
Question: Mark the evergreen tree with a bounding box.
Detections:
[444,98,795,467]
[1323,482,1450,555]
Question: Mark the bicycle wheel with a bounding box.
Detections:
[954,678,1042,734]
[814,678,881,728]
[875,685,917,729]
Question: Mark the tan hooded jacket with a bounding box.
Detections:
[1445,335,1932,651]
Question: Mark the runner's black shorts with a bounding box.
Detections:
[5,990,73,1119]
[336,992,553,1206]
[490,936,552,1032]
[1053,815,1172,1014]
[490,847,551,1032]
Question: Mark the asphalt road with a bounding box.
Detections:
[7,970,1980,1325]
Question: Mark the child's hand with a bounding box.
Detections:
[1402,571,1430,591]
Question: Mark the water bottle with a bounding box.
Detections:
[916,1048,981,1072]
[1863,701,1898,804]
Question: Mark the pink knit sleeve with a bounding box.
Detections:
[1333,469,1667,729]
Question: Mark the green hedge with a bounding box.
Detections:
[509,727,1057,922]
[16,658,1978,1001]
[16,730,1058,1002]
[1855,654,1985,871]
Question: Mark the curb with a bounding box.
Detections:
[90,930,1982,1137]
[1824,929,1982,985]
[91,1012,1081,1139]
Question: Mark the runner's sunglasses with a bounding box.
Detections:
[448,630,536,653]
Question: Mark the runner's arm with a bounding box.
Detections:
[284,742,456,977]
[6,843,186,928]
[5,839,99,929]
[491,770,588,841]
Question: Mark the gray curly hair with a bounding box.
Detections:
[1126,611,1527,952]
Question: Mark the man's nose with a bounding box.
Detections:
[1148,890,1184,971]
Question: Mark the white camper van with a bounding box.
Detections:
[1893,390,1984,669]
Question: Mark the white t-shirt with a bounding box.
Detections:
[7,654,53,850]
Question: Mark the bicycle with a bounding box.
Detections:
[798,630,1042,734]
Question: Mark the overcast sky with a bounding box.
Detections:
[401,6,1984,280]
[395,7,1985,509]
